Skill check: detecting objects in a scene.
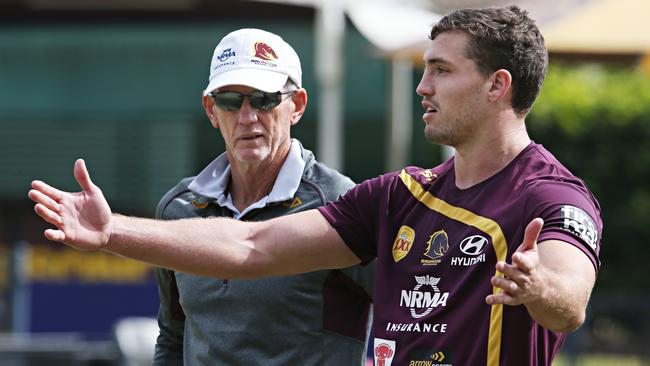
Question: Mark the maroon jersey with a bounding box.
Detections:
[318,143,602,366]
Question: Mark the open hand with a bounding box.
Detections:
[485,218,548,306]
[28,159,112,251]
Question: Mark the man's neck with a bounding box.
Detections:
[227,148,290,212]
[453,121,530,190]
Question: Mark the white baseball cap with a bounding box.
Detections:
[203,28,302,95]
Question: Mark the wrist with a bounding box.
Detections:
[102,213,120,251]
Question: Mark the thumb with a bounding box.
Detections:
[74,159,96,192]
[518,217,544,253]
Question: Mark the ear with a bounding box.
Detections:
[202,94,220,129]
[487,69,512,103]
[289,88,308,126]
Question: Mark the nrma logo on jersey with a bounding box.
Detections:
[401,275,449,319]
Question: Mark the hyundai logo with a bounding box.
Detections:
[459,235,488,256]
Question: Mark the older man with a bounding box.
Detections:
[123,28,374,365]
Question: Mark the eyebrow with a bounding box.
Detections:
[423,57,452,66]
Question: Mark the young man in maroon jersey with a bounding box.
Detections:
[30,6,601,365]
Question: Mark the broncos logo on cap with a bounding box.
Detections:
[254,41,278,61]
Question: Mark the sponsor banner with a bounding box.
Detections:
[7,244,158,336]
[29,281,158,335]
[28,245,154,283]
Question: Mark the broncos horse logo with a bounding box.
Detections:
[253,41,278,61]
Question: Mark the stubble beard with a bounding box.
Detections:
[424,95,482,148]
[424,115,471,147]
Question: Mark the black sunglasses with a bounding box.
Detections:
[208,90,295,111]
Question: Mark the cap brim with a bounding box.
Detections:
[203,69,289,95]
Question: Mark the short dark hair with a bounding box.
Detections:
[430,6,548,116]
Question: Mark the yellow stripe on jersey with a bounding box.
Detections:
[399,169,508,366]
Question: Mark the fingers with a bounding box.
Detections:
[485,291,517,306]
[28,189,60,213]
[498,253,534,275]
[492,260,533,304]
[487,273,526,306]
[34,203,62,227]
[31,180,65,201]
[44,228,66,242]
[497,259,535,286]
[487,218,545,307]
[496,260,527,279]
[34,204,68,243]
[511,252,535,273]
[30,180,67,243]
[492,276,515,292]
[74,159,95,192]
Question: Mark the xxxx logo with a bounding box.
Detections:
[392,225,415,262]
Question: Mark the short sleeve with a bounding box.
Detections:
[527,180,603,271]
[318,173,398,264]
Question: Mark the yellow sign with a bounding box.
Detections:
[28,245,153,284]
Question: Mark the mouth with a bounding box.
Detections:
[422,104,438,120]
[422,100,437,116]
[239,133,264,141]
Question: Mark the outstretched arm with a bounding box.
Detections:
[28,159,360,278]
[485,218,596,333]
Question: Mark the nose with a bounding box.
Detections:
[416,72,433,97]
[237,97,258,125]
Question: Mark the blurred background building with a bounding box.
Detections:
[1,0,649,364]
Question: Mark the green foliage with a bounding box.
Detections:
[532,64,650,134]
[528,64,650,290]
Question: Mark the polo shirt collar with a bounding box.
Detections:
[187,139,305,219]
